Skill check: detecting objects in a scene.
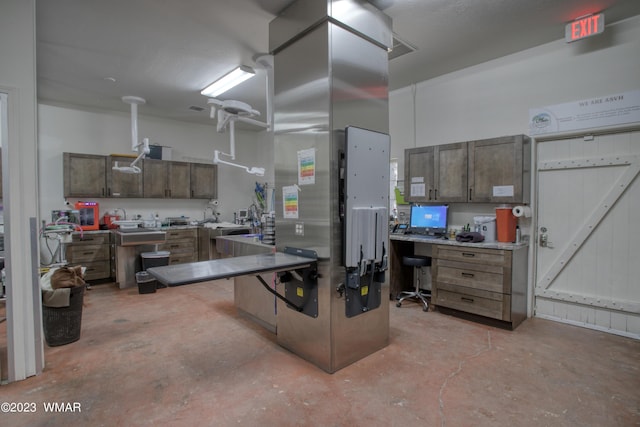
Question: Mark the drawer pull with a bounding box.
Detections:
[461,272,474,278]
[462,252,475,257]
[461,297,474,303]
[82,251,94,255]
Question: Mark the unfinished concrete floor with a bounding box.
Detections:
[1,280,639,426]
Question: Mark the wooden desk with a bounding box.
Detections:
[390,234,528,329]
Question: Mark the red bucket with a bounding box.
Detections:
[495,207,517,243]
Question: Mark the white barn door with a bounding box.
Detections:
[535,130,640,338]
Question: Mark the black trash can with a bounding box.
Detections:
[141,251,170,270]
[42,285,85,346]
[136,271,157,294]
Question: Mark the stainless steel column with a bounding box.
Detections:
[270,0,392,373]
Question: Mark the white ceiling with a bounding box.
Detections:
[36,0,640,127]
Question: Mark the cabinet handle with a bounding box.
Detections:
[102,188,105,197]
[461,272,474,278]
[428,189,432,200]
[434,189,438,200]
[461,252,475,257]
[82,251,94,255]
[461,297,474,303]
[469,188,472,201]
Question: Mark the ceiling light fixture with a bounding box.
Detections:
[200,65,255,97]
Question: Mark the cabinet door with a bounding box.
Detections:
[468,135,529,203]
[107,156,143,197]
[168,161,191,199]
[434,142,468,202]
[63,153,107,198]
[404,146,434,202]
[142,158,168,198]
[190,163,217,199]
[143,160,191,198]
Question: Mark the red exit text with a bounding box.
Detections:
[565,13,605,43]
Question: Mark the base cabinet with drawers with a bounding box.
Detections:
[432,244,528,329]
[159,228,198,265]
[65,231,113,281]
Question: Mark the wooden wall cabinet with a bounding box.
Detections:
[65,231,112,281]
[190,163,217,199]
[63,153,107,198]
[63,153,217,200]
[106,156,144,198]
[432,244,528,329]
[404,146,434,203]
[434,142,468,202]
[142,159,191,198]
[404,142,467,203]
[468,135,530,204]
[403,134,530,204]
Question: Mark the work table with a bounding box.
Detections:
[390,232,527,250]
[390,232,529,330]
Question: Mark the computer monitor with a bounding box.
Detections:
[409,204,448,236]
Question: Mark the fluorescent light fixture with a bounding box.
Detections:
[201,66,255,97]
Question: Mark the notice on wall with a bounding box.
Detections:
[493,185,514,197]
[529,90,640,135]
[410,176,425,197]
[297,148,316,185]
[410,183,425,197]
[282,185,300,219]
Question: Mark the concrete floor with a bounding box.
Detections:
[1,280,639,427]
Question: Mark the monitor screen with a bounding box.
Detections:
[409,204,448,235]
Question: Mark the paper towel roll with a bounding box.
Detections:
[512,205,532,218]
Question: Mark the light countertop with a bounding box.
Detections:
[390,233,528,250]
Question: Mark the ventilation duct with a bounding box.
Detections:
[388,33,417,60]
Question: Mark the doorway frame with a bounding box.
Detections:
[531,123,640,338]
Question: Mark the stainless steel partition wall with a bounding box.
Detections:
[270,0,392,373]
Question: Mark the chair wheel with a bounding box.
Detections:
[396,302,402,307]
[422,306,428,312]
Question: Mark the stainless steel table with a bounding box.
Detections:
[146,252,315,287]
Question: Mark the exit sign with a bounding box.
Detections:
[565,13,605,43]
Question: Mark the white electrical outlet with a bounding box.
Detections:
[295,222,304,236]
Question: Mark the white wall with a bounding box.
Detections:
[390,15,640,229]
[38,103,274,224]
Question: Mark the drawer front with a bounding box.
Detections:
[165,229,197,240]
[436,264,508,293]
[159,240,196,255]
[435,246,509,267]
[435,284,510,321]
[168,254,198,265]
[71,261,111,281]
[67,244,110,263]
[72,233,111,245]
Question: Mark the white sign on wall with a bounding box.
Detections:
[529,90,640,135]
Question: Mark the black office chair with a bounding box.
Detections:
[396,255,431,312]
